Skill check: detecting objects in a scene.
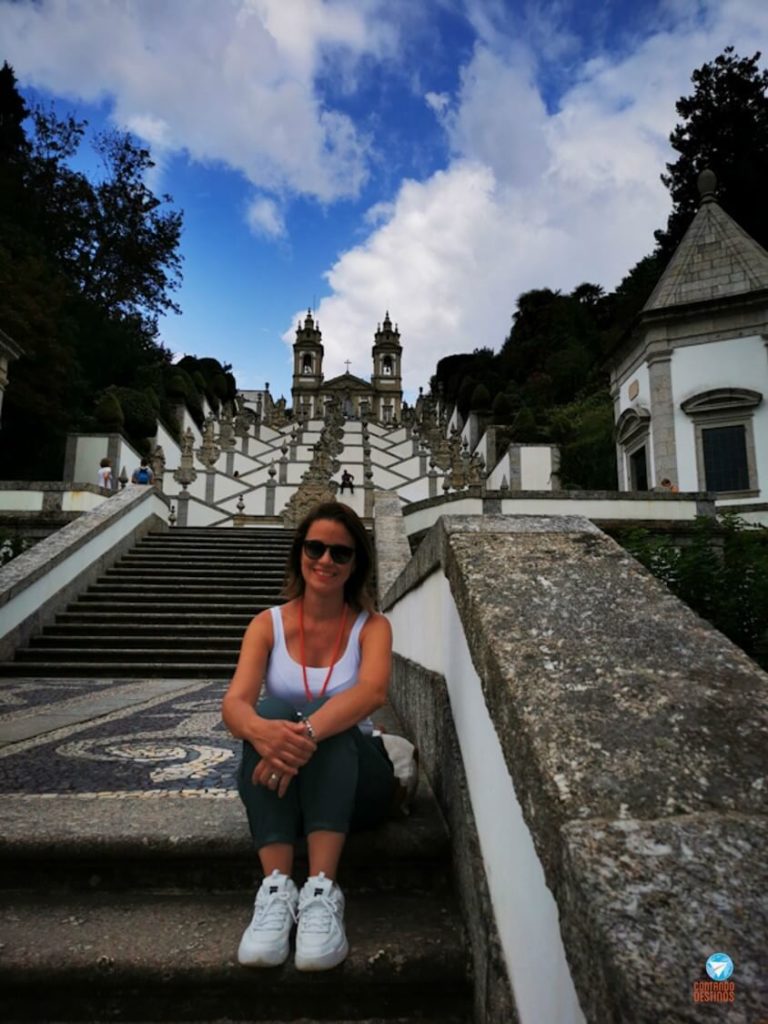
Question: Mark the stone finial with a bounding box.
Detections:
[118,466,129,489]
[698,168,717,203]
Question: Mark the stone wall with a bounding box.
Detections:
[376,500,768,1023]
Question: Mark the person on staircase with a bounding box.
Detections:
[131,458,155,485]
[222,501,395,971]
[97,457,113,490]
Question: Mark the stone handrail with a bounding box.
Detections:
[375,497,767,1022]
[0,486,169,660]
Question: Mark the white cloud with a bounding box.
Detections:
[246,195,286,239]
[0,0,396,201]
[425,90,450,116]
[284,0,768,397]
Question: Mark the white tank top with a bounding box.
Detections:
[264,605,373,734]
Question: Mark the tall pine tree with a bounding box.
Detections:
[655,48,768,257]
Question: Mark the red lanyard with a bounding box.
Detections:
[298,600,348,700]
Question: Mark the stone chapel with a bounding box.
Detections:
[609,170,768,506]
[290,310,403,424]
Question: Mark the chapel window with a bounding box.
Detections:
[681,388,761,496]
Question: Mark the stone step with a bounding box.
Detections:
[61,600,263,615]
[0,782,449,894]
[138,532,290,540]
[28,634,242,650]
[54,611,254,625]
[40,623,247,639]
[139,531,293,540]
[85,584,281,597]
[114,559,288,571]
[104,568,286,580]
[0,660,233,678]
[78,588,277,602]
[0,889,471,1023]
[133,544,292,556]
[13,647,238,663]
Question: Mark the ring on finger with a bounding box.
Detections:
[269,772,279,785]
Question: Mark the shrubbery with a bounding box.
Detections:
[618,513,768,666]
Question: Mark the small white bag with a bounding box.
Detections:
[379,733,419,815]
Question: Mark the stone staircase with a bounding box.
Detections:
[1,776,471,1022]
[1,527,295,678]
[0,525,473,1022]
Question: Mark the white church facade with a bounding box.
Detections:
[291,310,403,424]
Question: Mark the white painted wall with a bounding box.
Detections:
[154,421,181,461]
[520,447,555,490]
[402,497,704,539]
[395,477,430,503]
[0,490,166,641]
[389,570,585,1024]
[368,466,409,490]
[473,430,491,465]
[73,436,112,486]
[617,361,651,413]
[62,490,108,512]
[672,335,768,499]
[487,450,512,490]
[0,490,44,511]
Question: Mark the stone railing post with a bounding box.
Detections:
[265,463,277,515]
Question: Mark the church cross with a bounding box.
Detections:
[344,360,351,373]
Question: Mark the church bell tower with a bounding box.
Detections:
[371,312,402,424]
[291,310,324,419]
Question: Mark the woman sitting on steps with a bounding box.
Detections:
[221,501,395,970]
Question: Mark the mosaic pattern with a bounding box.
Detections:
[0,683,241,796]
[0,679,112,720]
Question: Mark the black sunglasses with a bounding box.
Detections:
[302,539,355,565]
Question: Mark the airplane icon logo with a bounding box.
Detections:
[705,953,734,981]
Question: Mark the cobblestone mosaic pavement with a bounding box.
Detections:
[0,677,240,798]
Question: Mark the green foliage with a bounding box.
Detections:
[547,390,617,490]
[619,514,768,662]
[512,406,538,443]
[108,386,157,439]
[491,391,513,423]
[656,48,768,257]
[94,391,124,432]
[0,62,203,478]
[470,382,491,412]
[166,371,189,400]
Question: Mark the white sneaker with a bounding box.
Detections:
[295,872,349,971]
[237,869,298,967]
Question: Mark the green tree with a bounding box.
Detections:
[0,63,186,477]
[655,48,768,257]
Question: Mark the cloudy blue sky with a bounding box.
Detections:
[1,0,766,402]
